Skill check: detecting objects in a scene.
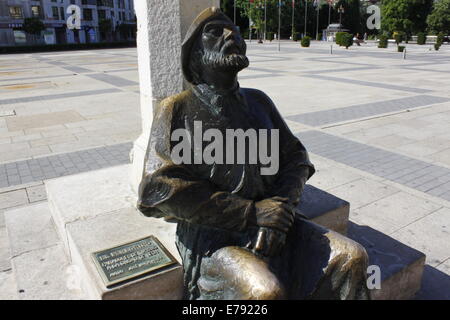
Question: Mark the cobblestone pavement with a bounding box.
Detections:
[0,42,450,292]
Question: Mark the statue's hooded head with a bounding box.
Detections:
[181,7,249,85]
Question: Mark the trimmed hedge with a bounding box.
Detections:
[417,33,427,45]
[341,33,353,49]
[0,41,136,54]
[335,32,346,46]
[434,32,445,51]
[398,45,405,52]
[301,36,311,47]
[378,35,388,48]
[393,31,404,44]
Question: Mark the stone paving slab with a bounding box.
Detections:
[4,202,60,257]
[12,244,84,300]
[0,227,11,272]
[390,207,450,267]
[297,130,450,202]
[352,192,443,235]
[287,95,449,127]
[301,74,432,94]
[87,73,139,87]
[0,189,29,210]
[0,142,131,188]
[0,270,18,300]
[0,88,121,105]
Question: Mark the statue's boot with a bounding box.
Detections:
[198,218,371,300]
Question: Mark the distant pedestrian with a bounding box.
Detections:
[354,33,362,46]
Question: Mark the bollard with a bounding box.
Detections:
[403,48,406,60]
[330,44,333,55]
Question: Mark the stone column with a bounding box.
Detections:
[131,0,220,192]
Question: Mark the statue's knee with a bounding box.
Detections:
[347,242,369,267]
[199,246,285,300]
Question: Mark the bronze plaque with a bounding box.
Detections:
[92,236,177,287]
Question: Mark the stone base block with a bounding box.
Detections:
[298,185,349,235]
[46,164,183,300]
[348,222,426,300]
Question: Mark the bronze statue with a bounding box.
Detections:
[137,7,370,300]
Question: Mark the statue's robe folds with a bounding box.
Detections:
[138,84,370,300]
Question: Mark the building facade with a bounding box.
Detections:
[0,0,136,46]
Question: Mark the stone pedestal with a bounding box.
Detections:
[45,164,354,299]
[131,0,220,192]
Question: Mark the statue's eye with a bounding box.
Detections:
[208,26,223,37]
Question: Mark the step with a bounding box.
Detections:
[298,185,349,235]
[4,202,85,300]
[46,165,183,300]
[348,222,426,300]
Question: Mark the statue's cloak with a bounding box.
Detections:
[138,85,315,299]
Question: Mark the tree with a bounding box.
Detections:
[335,0,362,35]
[22,17,45,45]
[381,0,433,35]
[427,0,450,34]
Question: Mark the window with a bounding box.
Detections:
[82,0,88,5]
[98,9,106,20]
[83,8,93,21]
[60,7,65,20]
[97,0,113,8]
[70,0,76,4]
[9,6,23,19]
[31,6,41,18]
[52,6,59,19]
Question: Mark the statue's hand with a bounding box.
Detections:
[254,198,294,233]
[251,227,287,258]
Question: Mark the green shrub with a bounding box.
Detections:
[267,32,274,41]
[378,35,388,48]
[393,31,404,44]
[437,32,445,46]
[335,32,346,46]
[417,32,427,45]
[292,32,299,41]
[434,43,441,51]
[398,45,405,52]
[241,29,249,39]
[301,36,311,47]
[341,33,353,49]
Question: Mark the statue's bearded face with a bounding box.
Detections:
[200,20,249,73]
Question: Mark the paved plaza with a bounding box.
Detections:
[0,40,449,298]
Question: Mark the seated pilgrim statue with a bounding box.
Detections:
[137,7,371,300]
